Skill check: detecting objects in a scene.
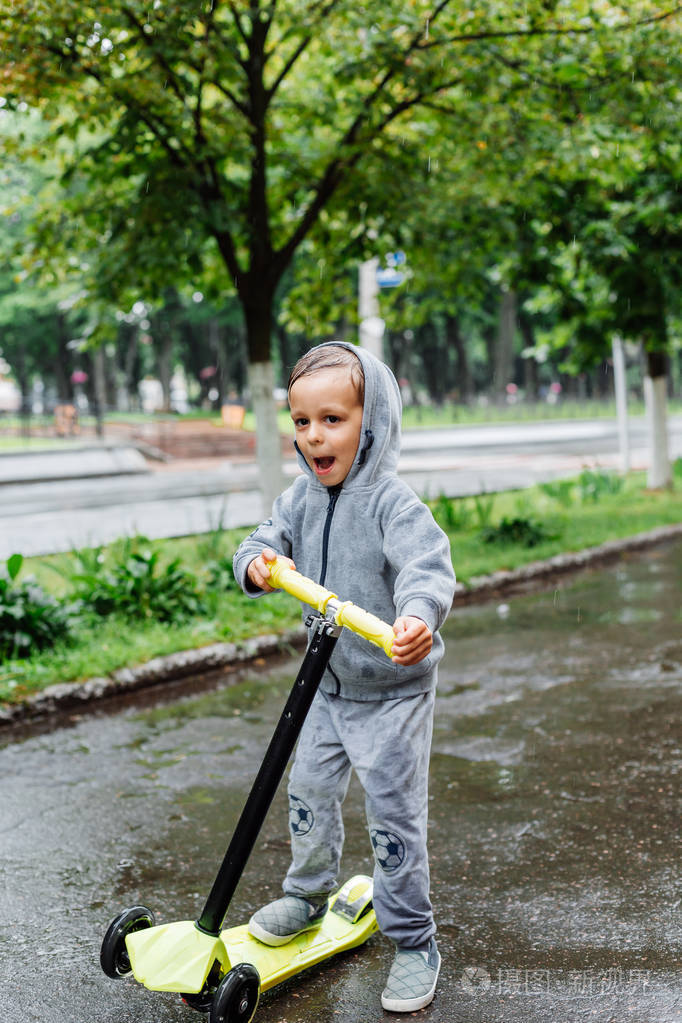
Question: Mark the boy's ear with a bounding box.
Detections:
[357,429,374,466]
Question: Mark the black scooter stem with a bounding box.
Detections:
[196,617,340,936]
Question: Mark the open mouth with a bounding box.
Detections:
[313,456,336,475]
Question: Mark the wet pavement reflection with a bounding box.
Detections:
[1,542,680,1023]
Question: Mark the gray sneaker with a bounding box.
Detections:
[248,895,328,947]
[381,937,441,1012]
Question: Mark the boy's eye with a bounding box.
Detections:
[293,417,309,428]
[326,415,340,424]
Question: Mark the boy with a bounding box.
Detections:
[233,341,455,1012]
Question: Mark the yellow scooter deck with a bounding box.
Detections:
[221,875,378,992]
[125,875,377,995]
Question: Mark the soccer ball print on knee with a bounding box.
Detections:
[289,794,315,836]
[370,828,406,873]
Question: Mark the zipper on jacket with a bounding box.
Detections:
[319,484,342,694]
[319,484,341,589]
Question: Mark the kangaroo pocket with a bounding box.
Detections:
[328,630,398,687]
[326,631,437,693]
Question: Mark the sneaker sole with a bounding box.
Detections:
[380,949,441,1013]
[247,916,325,948]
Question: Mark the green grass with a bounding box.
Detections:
[1,469,681,708]
[0,436,81,452]
[443,475,682,582]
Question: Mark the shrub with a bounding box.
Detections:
[431,494,472,531]
[539,479,575,507]
[0,554,78,659]
[578,468,624,503]
[472,491,495,529]
[480,516,556,548]
[70,539,203,622]
[204,554,239,593]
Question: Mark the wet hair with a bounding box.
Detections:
[288,345,364,405]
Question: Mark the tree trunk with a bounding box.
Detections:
[518,309,539,400]
[493,288,516,402]
[209,318,226,408]
[14,345,31,437]
[120,324,139,410]
[481,322,495,396]
[156,331,174,412]
[91,345,107,438]
[243,291,286,514]
[643,348,671,489]
[445,313,472,404]
[55,314,74,402]
[419,324,446,405]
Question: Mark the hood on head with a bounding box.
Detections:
[291,340,402,487]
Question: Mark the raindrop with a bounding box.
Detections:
[425,18,429,39]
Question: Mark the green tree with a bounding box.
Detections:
[3,0,680,500]
[510,18,682,486]
[0,111,84,411]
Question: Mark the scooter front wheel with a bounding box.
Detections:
[100,905,155,978]
[209,963,260,1023]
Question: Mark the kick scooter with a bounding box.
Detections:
[100,557,395,1023]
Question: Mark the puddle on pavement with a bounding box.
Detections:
[0,540,680,1022]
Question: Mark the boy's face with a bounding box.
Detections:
[289,367,364,487]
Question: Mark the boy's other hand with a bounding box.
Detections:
[391,616,432,665]
[247,547,296,593]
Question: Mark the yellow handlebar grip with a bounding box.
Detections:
[334,602,395,659]
[267,557,394,659]
[267,559,336,615]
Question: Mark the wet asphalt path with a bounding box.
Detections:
[0,542,680,1023]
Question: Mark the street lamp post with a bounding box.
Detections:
[358,253,406,360]
[358,258,385,360]
[611,336,630,474]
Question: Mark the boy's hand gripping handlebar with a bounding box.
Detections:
[267,557,395,659]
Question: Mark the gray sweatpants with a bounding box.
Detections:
[283,687,436,948]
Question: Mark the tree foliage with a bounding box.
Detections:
[1,0,681,432]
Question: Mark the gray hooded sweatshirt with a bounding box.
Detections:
[232,341,456,701]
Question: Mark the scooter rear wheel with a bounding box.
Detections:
[209,963,260,1023]
[100,905,155,978]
